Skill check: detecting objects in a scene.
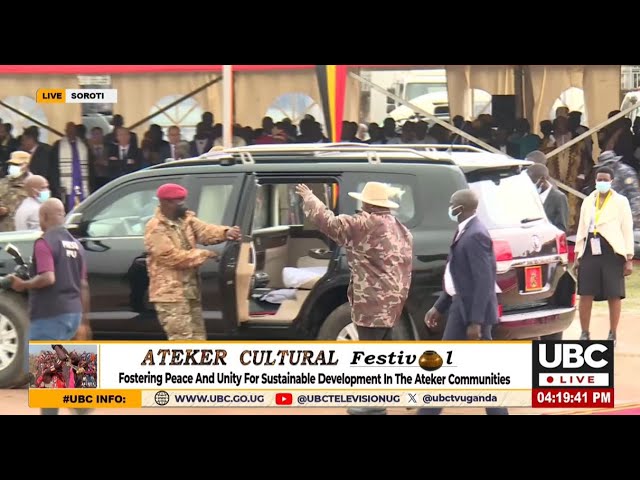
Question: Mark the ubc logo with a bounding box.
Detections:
[532,340,614,388]
[538,343,609,369]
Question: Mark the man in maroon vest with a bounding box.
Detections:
[10,198,91,414]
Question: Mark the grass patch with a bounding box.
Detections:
[591,269,640,315]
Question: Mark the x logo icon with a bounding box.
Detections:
[408,393,417,404]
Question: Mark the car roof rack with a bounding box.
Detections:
[192,142,466,166]
[150,142,514,170]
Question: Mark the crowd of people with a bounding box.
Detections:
[29,345,97,389]
[1,106,640,236]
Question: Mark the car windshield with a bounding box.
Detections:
[469,171,545,228]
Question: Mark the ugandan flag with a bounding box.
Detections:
[315,65,348,142]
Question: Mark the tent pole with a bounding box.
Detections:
[223,65,233,148]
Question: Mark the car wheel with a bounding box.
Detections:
[316,303,411,340]
[0,293,28,388]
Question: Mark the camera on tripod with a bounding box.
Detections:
[0,243,31,290]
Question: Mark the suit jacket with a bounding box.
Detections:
[189,138,213,157]
[107,143,144,178]
[159,141,191,161]
[435,216,499,326]
[28,143,57,195]
[105,130,138,150]
[543,187,569,233]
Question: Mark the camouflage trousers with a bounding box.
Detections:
[154,300,206,340]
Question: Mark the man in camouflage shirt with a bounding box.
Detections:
[597,150,640,229]
[0,151,31,231]
[296,182,413,338]
[144,183,241,340]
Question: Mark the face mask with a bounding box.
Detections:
[7,165,22,178]
[37,189,51,203]
[175,204,188,218]
[595,181,612,194]
[448,205,462,222]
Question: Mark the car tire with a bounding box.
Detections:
[316,303,412,341]
[0,292,28,388]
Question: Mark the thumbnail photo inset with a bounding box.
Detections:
[29,344,98,389]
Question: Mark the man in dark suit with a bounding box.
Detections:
[106,127,143,178]
[527,164,569,233]
[189,122,213,157]
[418,189,508,415]
[20,127,57,197]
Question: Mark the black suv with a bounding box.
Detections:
[0,143,576,387]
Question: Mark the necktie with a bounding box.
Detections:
[121,147,126,161]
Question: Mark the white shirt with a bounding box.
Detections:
[444,215,477,296]
[540,186,551,204]
[14,197,42,231]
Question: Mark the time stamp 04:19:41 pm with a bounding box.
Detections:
[532,388,614,408]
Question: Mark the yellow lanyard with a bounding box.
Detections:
[593,191,612,236]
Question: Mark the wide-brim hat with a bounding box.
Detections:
[598,150,622,164]
[348,181,400,209]
[8,150,31,165]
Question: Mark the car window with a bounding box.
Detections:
[344,168,466,229]
[253,182,337,230]
[85,186,160,238]
[196,184,235,225]
[469,171,545,228]
[354,182,415,224]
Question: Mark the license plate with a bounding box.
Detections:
[524,266,543,292]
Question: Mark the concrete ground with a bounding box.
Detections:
[2,272,638,415]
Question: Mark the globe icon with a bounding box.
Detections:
[155,391,170,406]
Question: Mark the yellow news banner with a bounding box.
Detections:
[29,389,532,408]
[29,389,141,409]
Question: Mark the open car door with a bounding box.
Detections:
[218,173,258,330]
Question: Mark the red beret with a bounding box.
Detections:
[157,183,188,200]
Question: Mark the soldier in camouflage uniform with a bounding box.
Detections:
[144,183,241,340]
[595,151,640,229]
[0,151,31,232]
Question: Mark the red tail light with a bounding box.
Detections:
[556,233,568,255]
[493,240,513,262]
[498,304,503,318]
[571,294,576,307]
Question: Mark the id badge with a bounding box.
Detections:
[590,237,602,256]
